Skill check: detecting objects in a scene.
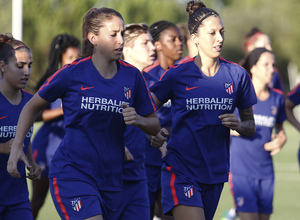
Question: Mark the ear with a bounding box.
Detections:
[87,32,97,46]
[190,33,199,46]
[123,46,131,59]
[154,41,161,51]
[0,61,5,73]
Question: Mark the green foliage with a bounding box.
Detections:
[1,0,299,93]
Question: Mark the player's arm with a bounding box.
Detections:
[7,93,49,178]
[219,106,256,137]
[26,142,42,180]
[264,124,287,156]
[0,139,14,154]
[285,97,300,132]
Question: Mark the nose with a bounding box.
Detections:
[217,31,224,43]
[23,65,31,76]
[118,33,124,46]
[176,38,183,47]
[149,42,155,51]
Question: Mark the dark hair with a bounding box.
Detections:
[243,27,264,51]
[186,1,219,35]
[35,34,80,90]
[81,7,123,57]
[239,47,273,78]
[0,33,30,64]
[124,23,149,47]
[149,20,178,43]
[177,23,189,47]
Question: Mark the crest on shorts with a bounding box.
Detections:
[224,82,234,94]
[71,197,82,212]
[236,197,244,207]
[183,185,194,198]
[124,86,132,99]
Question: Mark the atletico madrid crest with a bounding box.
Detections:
[71,198,82,212]
[183,185,194,198]
[124,86,132,99]
[224,82,234,94]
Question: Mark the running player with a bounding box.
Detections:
[150,1,256,220]
[0,33,41,220]
[285,83,300,170]
[7,7,160,220]
[229,47,286,220]
[143,20,183,220]
[30,34,80,220]
[242,27,285,92]
[110,22,155,220]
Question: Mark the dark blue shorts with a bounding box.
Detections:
[49,178,121,220]
[161,164,224,220]
[110,180,150,220]
[145,164,162,205]
[0,200,32,220]
[229,173,274,214]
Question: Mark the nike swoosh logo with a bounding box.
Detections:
[81,86,94,91]
[186,86,199,91]
[0,116,8,120]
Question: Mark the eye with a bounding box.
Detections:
[17,64,24,69]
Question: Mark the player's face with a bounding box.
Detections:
[194,16,224,59]
[251,52,275,84]
[127,32,155,71]
[250,34,272,52]
[61,47,80,67]
[95,16,124,61]
[156,26,183,63]
[2,50,32,90]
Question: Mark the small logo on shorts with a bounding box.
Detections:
[71,198,82,212]
[183,185,194,198]
[236,197,244,207]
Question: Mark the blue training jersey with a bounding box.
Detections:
[150,57,257,184]
[143,60,172,167]
[38,56,157,191]
[0,90,33,205]
[230,88,286,179]
[287,83,300,106]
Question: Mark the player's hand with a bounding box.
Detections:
[151,128,169,148]
[122,103,140,126]
[27,161,42,180]
[219,113,240,130]
[7,142,31,178]
[264,132,286,156]
[159,141,167,158]
[124,146,134,161]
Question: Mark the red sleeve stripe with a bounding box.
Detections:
[144,60,160,73]
[52,178,70,220]
[141,72,157,111]
[38,56,91,92]
[288,83,300,96]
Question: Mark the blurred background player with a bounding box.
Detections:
[285,83,300,171]
[30,34,80,220]
[229,48,286,220]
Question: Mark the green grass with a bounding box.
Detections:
[29,122,300,220]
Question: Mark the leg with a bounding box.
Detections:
[258,213,270,220]
[30,176,49,220]
[238,212,259,220]
[172,205,205,220]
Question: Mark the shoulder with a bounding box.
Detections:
[144,60,161,73]
[22,90,34,100]
[270,87,285,100]
[220,57,246,73]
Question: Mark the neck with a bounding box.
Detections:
[157,55,175,70]
[252,77,269,100]
[91,54,118,79]
[194,55,220,77]
[0,82,22,105]
[125,58,143,72]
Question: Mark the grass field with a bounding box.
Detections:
[30,121,300,220]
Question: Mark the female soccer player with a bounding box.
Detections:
[0,33,41,220]
[30,34,80,220]
[143,20,183,220]
[111,22,155,220]
[7,7,160,220]
[150,1,256,220]
[229,47,286,220]
[285,83,300,170]
[242,27,285,92]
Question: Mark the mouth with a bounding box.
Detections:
[115,48,123,54]
[214,45,222,52]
